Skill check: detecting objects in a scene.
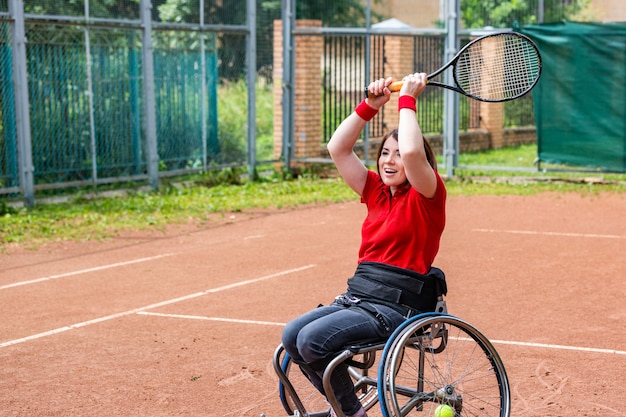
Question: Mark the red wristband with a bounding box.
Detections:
[355,99,378,121]
[398,95,417,112]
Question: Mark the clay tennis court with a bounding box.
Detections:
[1,191,625,416]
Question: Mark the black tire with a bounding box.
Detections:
[378,315,511,417]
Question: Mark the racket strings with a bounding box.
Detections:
[455,35,541,101]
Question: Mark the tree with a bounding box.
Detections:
[155,0,376,81]
[460,0,591,29]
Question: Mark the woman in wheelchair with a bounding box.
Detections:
[281,74,447,417]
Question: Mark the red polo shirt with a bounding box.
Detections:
[358,169,446,274]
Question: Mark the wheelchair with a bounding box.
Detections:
[272,296,511,417]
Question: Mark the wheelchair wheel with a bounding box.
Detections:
[279,351,380,416]
[378,314,511,417]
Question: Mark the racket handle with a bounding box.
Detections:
[388,81,403,92]
[364,81,404,99]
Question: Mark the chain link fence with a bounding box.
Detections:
[0,20,17,192]
[1,0,259,205]
[0,0,595,205]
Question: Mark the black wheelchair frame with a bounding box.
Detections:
[272,298,511,417]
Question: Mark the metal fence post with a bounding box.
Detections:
[443,0,460,178]
[363,0,371,166]
[9,0,34,206]
[140,0,159,190]
[83,1,98,185]
[247,0,257,177]
[200,0,207,170]
[281,0,294,171]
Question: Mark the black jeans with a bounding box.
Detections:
[281,297,406,416]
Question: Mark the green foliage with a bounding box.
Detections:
[193,167,246,187]
[214,79,247,163]
[0,200,18,216]
[255,82,275,161]
[215,80,274,164]
[503,96,535,128]
[157,0,192,22]
[458,143,538,167]
[296,0,371,27]
[462,0,532,28]
[24,0,141,18]
[460,0,591,28]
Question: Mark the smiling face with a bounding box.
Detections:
[375,129,438,194]
[377,135,407,192]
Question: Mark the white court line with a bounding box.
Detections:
[489,338,626,355]
[139,312,626,356]
[473,228,625,239]
[138,311,286,327]
[0,264,316,348]
[0,253,176,290]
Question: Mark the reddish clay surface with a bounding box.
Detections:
[1,192,625,417]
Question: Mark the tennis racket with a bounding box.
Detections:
[367,32,542,103]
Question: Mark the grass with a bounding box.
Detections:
[0,174,356,249]
[458,143,539,168]
[1,145,624,251]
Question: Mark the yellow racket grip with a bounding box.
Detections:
[364,81,407,99]
[388,81,404,92]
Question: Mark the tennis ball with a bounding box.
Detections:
[434,404,455,417]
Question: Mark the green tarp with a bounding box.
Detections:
[521,22,626,172]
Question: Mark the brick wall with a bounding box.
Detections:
[273,20,323,164]
[294,21,323,160]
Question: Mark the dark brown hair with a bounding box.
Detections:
[375,129,438,174]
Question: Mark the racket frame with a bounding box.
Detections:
[368,31,542,103]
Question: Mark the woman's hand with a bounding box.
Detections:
[400,72,428,99]
[365,77,393,109]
